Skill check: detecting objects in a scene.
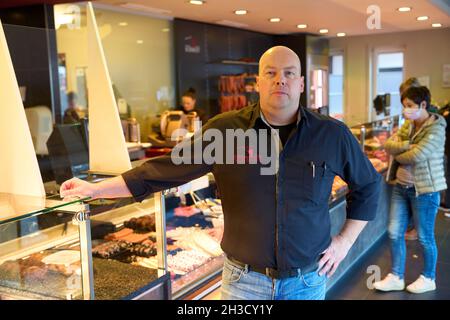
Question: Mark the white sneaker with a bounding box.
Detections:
[406,275,436,294]
[373,273,405,292]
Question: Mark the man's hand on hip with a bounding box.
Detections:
[317,234,352,278]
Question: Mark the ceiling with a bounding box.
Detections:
[96,0,450,37]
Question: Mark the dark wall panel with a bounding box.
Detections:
[174,19,274,118]
[174,19,208,115]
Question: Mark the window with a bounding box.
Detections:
[375,52,404,117]
[329,54,344,121]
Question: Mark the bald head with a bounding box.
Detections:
[256,46,304,124]
[259,46,301,76]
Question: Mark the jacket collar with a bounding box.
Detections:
[249,102,310,129]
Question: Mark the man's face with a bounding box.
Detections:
[256,48,304,112]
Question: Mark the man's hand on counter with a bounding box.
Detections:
[60,177,100,200]
[59,176,132,201]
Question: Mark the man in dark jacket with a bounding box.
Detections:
[59,46,381,300]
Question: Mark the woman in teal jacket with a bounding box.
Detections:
[374,86,447,294]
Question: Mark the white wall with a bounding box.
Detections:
[56,6,175,139]
[330,28,450,126]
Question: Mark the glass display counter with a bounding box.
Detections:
[0,192,170,300]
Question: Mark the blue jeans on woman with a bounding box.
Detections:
[388,184,440,280]
[220,257,327,300]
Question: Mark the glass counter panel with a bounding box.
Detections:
[0,201,87,300]
[86,195,166,300]
[161,187,224,298]
[0,193,90,225]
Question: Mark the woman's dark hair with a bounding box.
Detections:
[401,86,431,110]
[182,87,196,100]
[399,77,420,95]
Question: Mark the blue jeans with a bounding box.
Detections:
[220,257,327,300]
[388,185,440,280]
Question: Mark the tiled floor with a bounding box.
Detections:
[327,210,450,300]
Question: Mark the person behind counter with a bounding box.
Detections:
[176,88,208,124]
[59,46,381,300]
[374,86,447,294]
[63,91,85,124]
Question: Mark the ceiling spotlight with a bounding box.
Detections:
[337,32,346,37]
[189,0,205,5]
[397,7,411,12]
[162,28,170,32]
[417,16,429,21]
[118,22,128,27]
[234,10,248,15]
[136,40,144,44]
[297,24,307,29]
[319,29,329,34]
[269,18,281,22]
[432,23,442,27]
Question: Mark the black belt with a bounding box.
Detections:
[227,256,321,280]
[396,183,415,189]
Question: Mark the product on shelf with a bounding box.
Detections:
[372,149,389,163]
[22,266,49,281]
[218,73,258,113]
[331,176,348,198]
[93,257,158,300]
[128,242,157,257]
[167,226,223,257]
[174,205,201,217]
[364,137,382,150]
[369,157,388,172]
[92,241,131,259]
[167,244,181,251]
[120,232,152,244]
[166,249,212,275]
[124,215,156,232]
[134,256,158,269]
[0,249,82,296]
[104,228,134,241]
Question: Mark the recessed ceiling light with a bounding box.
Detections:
[189,0,205,5]
[118,22,128,27]
[162,28,170,32]
[269,18,281,23]
[337,32,346,37]
[297,24,307,29]
[319,29,329,34]
[432,23,442,27]
[136,40,144,44]
[234,10,248,15]
[417,16,429,21]
[397,7,411,12]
